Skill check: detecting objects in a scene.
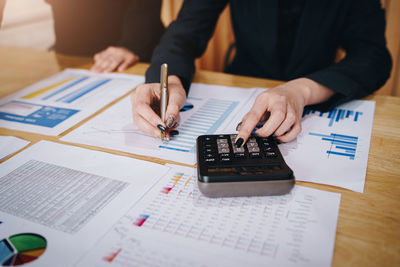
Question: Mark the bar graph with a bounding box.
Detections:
[303,108,363,127]
[309,132,358,160]
[41,76,88,100]
[159,98,238,153]
[56,79,111,103]
[22,77,76,99]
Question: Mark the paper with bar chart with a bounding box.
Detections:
[77,164,341,267]
[0,141,170,267]
[62,83,257,164]
[278,100,375,192]
[0,69,143,135]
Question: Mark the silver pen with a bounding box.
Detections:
[160,63,168,142]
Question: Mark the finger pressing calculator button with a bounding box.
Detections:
[265,151,277,158]
[249,152,261,158]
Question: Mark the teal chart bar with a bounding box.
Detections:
[309,132,358,160]
[159,98,239,153]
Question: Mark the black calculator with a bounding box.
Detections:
[196,134,294,197]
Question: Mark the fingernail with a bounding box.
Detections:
[236,122,242,131]
[166,116,175,128]
[235,138,244,148]
[157,124,166,132]
[169,130,179,136]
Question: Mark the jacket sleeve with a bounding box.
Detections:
[117,0,165,62]
[306,0,392,111]
[145,0,228,92]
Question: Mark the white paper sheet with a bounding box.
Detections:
[0,135,30,161]
[0,141,170,267]
[78,164,341,267]
[278,100,375,192]
[0,69,144,135]
[62,83,257,164]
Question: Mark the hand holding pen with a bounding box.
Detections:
[130,65,186,139]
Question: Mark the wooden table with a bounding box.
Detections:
[1,46,399,266]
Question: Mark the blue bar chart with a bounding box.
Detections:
[56,79,111,103]
[42,76,88,100]
[159,98,238,153]
[303,108,363,127]
[309,132,358,160]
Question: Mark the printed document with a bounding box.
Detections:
[0,135,30,161]
[62,83,257,164]
[77,164,341,267]
[0,69,144,135]
[0,141,169,267]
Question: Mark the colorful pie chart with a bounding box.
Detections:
[0,233,46,266]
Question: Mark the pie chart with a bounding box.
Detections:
[0,233,46,266]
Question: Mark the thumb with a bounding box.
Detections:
[165,86,186,128]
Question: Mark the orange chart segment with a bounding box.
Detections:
[19,248,45,258]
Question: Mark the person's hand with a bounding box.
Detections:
[235,78,334,146]
[91,46,139,73]
[131,75,186,138]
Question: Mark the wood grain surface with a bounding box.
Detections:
[0,46,399,267]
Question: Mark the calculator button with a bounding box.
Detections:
[204,158,216,164]
[265,152,277,158]
[204,153,214,158]
[220,157,232,163]
[234,153,246,159]
[205,136,212,141]
[249,152,262,158]
[248,137,257,143]
[263,146,273,152]
[219,153,230,158]
[217,143,229,148]
[233,147,245,153]
[205,148,216,153]
[230,134,237,140]
[248,147,260,153]
[246,142,258,148]
[204,143,214,148]
[261,141,270,146]
[218,148,230,153]
[217,138,228,144]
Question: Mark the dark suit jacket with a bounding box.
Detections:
[146,0,391,110]
[46,0,164,61]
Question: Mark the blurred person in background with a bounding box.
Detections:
[0,0,164,73]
